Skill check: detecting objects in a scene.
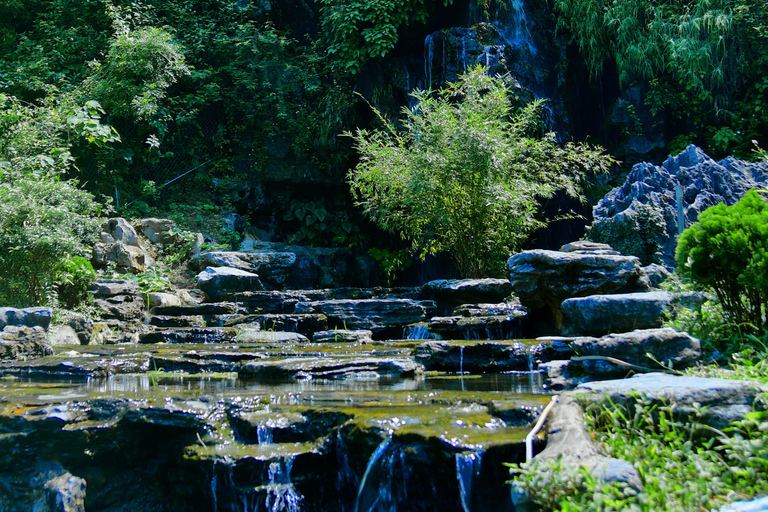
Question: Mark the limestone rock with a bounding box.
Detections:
[294,298,432,336]
[47,326,80,346]
[66,314,94,345]
[146,292,182,310]
[89,279,144,322]
[224,313,328,337]
[193,250,296,290]
[312,329,374,344]
[0,307,52,330]
[196,267,264,301]
[590,145,768,266]
[507,247,650,333]
[421,278,513,306]
[572,328,701,378]
[577,373,768,429]
[0,325,53,360]
[134,218,177,245]
[561,291,673,336]
[512,394,642,512]
[91,218,153,274]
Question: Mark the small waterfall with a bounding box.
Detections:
[503,0,537,55]
[404,323,440,340]
[455,451,484,512]
[257,424,273,445]
[335,429,360,512]
[459,346,465,391]
[424,34,436,90]
[354,438,409,512]
[265,457,303,512]
[211,459,237,512]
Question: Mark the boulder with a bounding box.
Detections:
[31,464,86,512]
[572,328,701,379]
[193,251,296,290]
[0,307,52,330]
[576,373,768,429]
[47,325,81,346]
[89,279,144,322]
[293,299,433,336]
[134,218,177,245]
[196,267,264,302]
[590,145,768,266]
[66,314,94,345]
[0,326,53,360]
[507,245,650,333]
[561,291,673,336]
[91,218,154,274]
[146,292,182,310]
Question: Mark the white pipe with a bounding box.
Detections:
[525,395,559,462]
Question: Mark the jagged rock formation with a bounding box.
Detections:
[590,145,768,266]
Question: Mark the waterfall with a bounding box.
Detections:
[265,457,303,512]
[424,34,436,90]
[503,0,537,55]
[354,438,409,512]
[210,459,236,512]
[460,346,465,391]
[455,451,484,512]
[257,424,273,445]
[404,323,440,340]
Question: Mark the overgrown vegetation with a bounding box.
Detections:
[0,93,111,307]
[508,394,768,511]
[349,65,613,277]
[553,0,768,157]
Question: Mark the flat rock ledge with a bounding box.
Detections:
[575,373,768,430]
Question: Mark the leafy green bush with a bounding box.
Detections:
[0,172,106,306]
[56,256,98,309]
[320,0,453,73]
[676,189,768,332]
[349,65,614,277]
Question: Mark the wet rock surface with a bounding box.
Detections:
[507,245,651,334]
[294,298,434,337]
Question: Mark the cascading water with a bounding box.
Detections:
[354,438,410,512]
[404,323,440,340]
[257,424,273,445]
[265,457,303,512]
[456,451,484,512]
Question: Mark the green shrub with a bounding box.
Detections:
[56,256,98,309]
[0,173,106,307]
[676,189,768,332]
[349,65,614,277]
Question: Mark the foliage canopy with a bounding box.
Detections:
[349,65,614,277]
